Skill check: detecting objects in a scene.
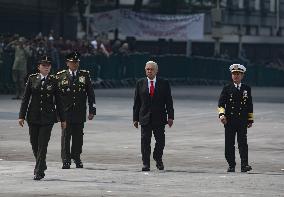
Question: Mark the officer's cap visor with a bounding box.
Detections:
[66,58,80,62]
[38,61,52,65]
[231,70,244,73]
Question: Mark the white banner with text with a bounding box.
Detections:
[90,9,204,40]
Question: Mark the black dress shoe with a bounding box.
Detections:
[74,160,83,168]
[62,162,71,169]
[241,165,252,172]
[33,174,44,180]
[227,166,235,172]
[156,160,164,170]
[142,165,150,171]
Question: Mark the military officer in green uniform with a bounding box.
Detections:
[7,37,32,99]
[56,52,96,169]
[19,55,66,180]
[218,64,254,173]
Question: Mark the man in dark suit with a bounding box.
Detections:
[56,52,96,169]
[218,64,254,173]
[19,55,66,180]
[133,60,174,171]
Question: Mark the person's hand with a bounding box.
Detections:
[88,113,94,120]
[168,119,173,127]
[133,121,138,128]
[247,122,253,128]
[220,115,227,125]
[19,119,25,127]
[61,121,66,129]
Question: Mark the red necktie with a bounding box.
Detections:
[150,81,154,97]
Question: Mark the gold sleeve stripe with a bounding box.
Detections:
[248,113,254,120]
[218,107,225,114]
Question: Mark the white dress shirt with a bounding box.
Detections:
[69,69,78,76]
[40,73,47,85]
[234,83,242,90]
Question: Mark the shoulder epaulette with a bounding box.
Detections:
[29,73,38,77]
[56,70,67,75]
[80,70,89,73]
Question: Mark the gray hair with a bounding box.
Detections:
[145,61,158,70]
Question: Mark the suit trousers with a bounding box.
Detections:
[141,123,165,166]
[224,121,248,167]
[28,123,53,175]
[61,123,84,162]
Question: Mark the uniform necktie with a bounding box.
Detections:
[150,80,154,97]
[41,77,46,86]
[236,84,240,90]
[72,71,76,81]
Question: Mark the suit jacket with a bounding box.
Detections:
[218,83,254,125]
[56,69,96,123]
[133,77,174,126]
[19,73,65,125]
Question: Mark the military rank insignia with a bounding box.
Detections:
[243,90,248,98]
[47,85,52,91]
[62,80,68,85]
[79,76,85,84]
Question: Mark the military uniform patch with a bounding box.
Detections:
[62,80,69,85]
[79,76,85,84]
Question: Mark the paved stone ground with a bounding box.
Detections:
[0,86,284,197]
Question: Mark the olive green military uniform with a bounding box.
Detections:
[56,69,96,164]
[12,45,31,99]
[19,73,65,177]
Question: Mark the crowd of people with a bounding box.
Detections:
[2,31,284,75]
[0,31,131,72]
[1,31,284,98]
[0,31,134,99]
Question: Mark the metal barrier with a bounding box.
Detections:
[1,53,284,93]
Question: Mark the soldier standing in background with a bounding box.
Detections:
[218,64,254,173]
[18,56,66,180]
[56,51,96,169]
[7,37,32,99]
